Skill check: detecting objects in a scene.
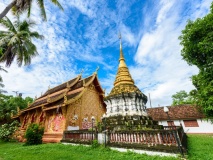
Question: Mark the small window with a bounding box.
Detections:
[167,121,175,126]
[183,120,199,127]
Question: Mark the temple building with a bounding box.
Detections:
[60,37,187,155]
[104,36,148,117]
[101,36,161,133]
[14,72,106,142]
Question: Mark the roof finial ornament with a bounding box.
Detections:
[94,66,99,74]
[48,85,50,90]
[80,69,84,76]
[119,32,122,49]
[118,32,124,61]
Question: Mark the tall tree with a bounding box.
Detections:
[0,94,33,124]
[0,16,43,67]
[171,90,195,105]
[0,0,63,20]
[179,2,213,118]
[0,66,7,93]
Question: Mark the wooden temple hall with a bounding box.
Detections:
[14,72,106,142]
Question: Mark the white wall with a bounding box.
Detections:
[158,119,213,134]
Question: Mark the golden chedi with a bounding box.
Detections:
[104,35,148,117]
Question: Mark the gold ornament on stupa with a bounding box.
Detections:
[107,34,142,97]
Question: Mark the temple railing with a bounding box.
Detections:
[108,126,186,154]
[109,131,176,145]
[61,130,97,144]
[61,126,186,154]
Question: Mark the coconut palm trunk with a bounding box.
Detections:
[0,0,16,20]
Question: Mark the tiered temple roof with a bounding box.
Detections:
[17,72,105,115]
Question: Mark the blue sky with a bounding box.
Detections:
[0,0,212,107]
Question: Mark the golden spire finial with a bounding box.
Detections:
[119,32,122,47]
[94,66,99,74]
[112,33,134,87]
[119,33,124,61]
[80,69,84,76]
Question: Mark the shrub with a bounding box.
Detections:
[0,120,20,141]
[25,123,44,145]
[91,139,100,148]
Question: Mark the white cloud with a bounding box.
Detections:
[132,0,210,107]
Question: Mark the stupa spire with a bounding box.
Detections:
[113,34,134,86]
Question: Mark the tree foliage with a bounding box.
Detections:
[0,0,63,20]
[0,66,7,93]
[0,16,43,67]
[179,2,213,118]
[0,120,20,141]
[25,123,44,145]
[171,90,195,105]
[0,94,33,124]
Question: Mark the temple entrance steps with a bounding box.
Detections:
[42,132,63,143]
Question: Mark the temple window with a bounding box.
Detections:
[183,120,199,127]
[167,121,175,126]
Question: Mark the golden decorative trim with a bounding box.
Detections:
[88,84,96,91]
[67,74,82,88]
[108,84,142,97]
[64,93,67,104]
[66,90,85,105]
[47,94,51,103]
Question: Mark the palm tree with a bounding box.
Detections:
[0,66,7,93]
[0,16,43,67]
[0,0,63,20]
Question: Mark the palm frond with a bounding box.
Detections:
[37,0,47,21]
[0,31,10,36]
[8,35,21,45]
[0,66,7,73]
[15,0,31,13]
[0,36,11,46]
[30,31,44,39]
[0,17,17,33]
[0,82,4,87]
[51,0,64,10]
[0,45,15,67]
[0,16,43,67]
[27,0,33,17]
[25,19,36,28]
[17,20,29,32]
[0,89,8,94]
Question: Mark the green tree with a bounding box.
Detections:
[179,2,213,118]
[171,90,194,105]
[0,120,20,141]
[0,94,33,124]
[0,66,7,93]
[0,16,43,67]
[0,0,63,20]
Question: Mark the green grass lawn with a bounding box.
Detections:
[0,134,212,160]
[187,134,213,160]
[0,142,177,160]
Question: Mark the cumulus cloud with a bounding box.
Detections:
[132,0,211,107]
